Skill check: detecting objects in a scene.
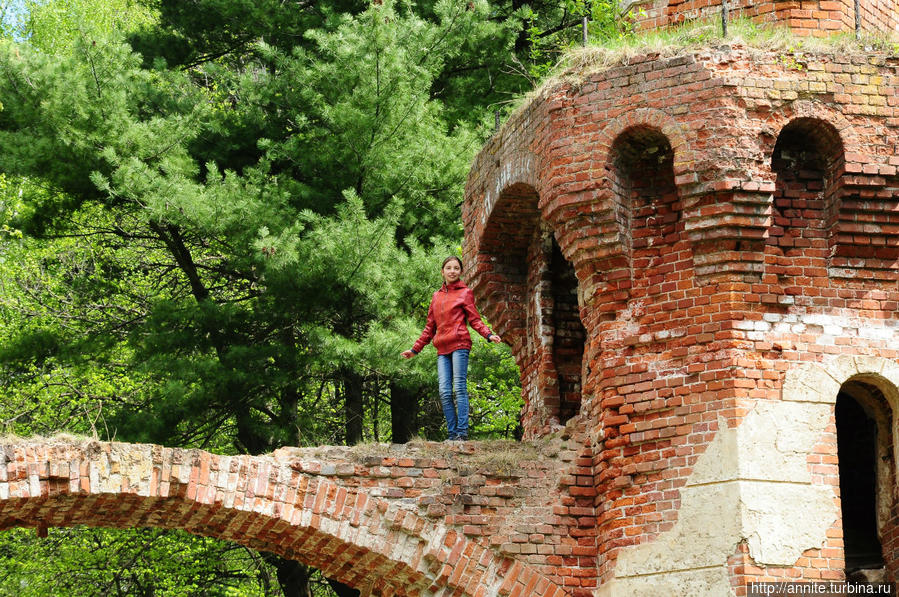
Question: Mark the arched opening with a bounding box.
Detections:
[837,389,883,571]
[550,237,585,423]
[835,379,894,577]
[476,184,541,436]
[608,125,678,270]
[521,223,586,433]
[477,183,586,436]
[769,118,843,257]
[475,183,540,351]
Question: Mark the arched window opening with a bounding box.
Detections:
[770,118,843,255]
[609,126,678,266]
[477,181,588,435]
[836,380,893,576]
[477,183,548,438]
[550,237,586,423]
[476,183,541,349]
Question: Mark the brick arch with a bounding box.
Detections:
[466,147,541,348]
[474,180,588,438]
[475,150,541,249]
[542,107,693,278]
[768,116,845,259]
[467,140,596,438]
[597,108,694,181]
[569,116,689,329]
[787,100,860,159]
[763,105,899,281]
[759,102,860,183]
[590,109,692,288]
[0,440,568,597]
[773,116,845,170]
[761,103,862,190]
[769,102,897,282]
[607,124,682,268]
[474,180,541,355]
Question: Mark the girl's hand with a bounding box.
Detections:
[401,350,415,359]
[488,334,502,343]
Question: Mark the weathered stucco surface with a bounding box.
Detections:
[597,356,899,595]
[599,401,836,596]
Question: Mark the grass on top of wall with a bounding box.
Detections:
[523,17,899,106]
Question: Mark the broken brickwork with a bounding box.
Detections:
[629,0,899,37]
[463,43,899,595]
[0,437,598,596]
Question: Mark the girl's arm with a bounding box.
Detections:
[462,289,501,342]
[409,300,437,354]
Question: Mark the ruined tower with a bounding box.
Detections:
[463,2,899,594]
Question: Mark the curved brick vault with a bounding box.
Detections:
[0,437,598,596]
[463,40,899,596]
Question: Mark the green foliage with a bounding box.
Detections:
[520,0,631,80]
[0,0,534,593]
[0,199,151,438]
[22,0,157,53]
[0,527,278,596]
[469,339,523,439]
[254,1,482,239]
[126,0,359,70]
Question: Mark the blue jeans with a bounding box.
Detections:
[436,349,470,439]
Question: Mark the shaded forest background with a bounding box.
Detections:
[0,0,626,594]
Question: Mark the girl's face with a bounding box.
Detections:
[442,260,462,284]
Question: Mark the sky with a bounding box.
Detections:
[1,0,29,39]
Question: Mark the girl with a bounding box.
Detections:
[402,256,502,441]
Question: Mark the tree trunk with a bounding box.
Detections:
[328,578,361,597]
[390,381,419,443]
[512,0,530,53]
[278,328,301,446]
[266,557,313,597]
[343,369,364,445]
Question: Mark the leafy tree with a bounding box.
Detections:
[0,0,570,594]
[20,0,156,52]
[521,0,633,79]
[0,528,280,597]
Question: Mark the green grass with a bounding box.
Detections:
[526,17,899,100]
[599,16,895,56]
[0,432,92,445]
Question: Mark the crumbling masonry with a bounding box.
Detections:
[462,2,899,596]
[2,3,899,596]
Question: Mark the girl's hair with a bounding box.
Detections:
[442,256,463,269]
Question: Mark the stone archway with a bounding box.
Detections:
[0,439,571,597]
[783,356,899,581]
[835,382,890,575]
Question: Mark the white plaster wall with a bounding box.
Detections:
[598,355,899,596]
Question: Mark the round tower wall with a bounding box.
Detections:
[463,45,899,594]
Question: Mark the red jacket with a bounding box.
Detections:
[412,280,494,355]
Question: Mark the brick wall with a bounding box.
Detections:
[629,0,899,37]
[463,44,899,594]
[0,437,597,596]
